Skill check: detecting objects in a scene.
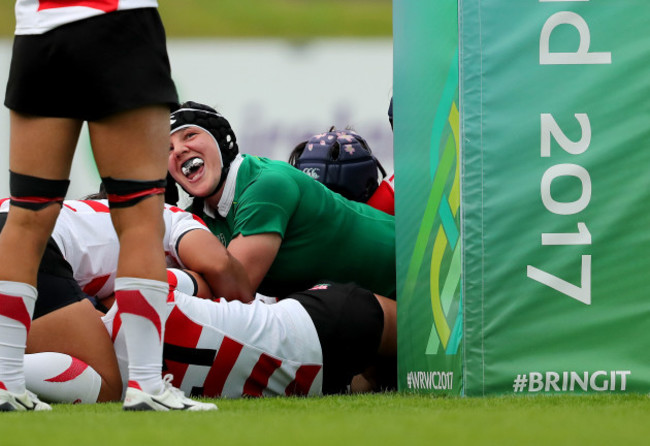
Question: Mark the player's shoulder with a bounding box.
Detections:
[240,157,300,195]
[163,203,208,228]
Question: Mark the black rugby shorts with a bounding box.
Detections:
[289,282,384,394]
[5,8,178,120]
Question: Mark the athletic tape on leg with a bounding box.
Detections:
[9,171,69,211]
[101,177,166,209]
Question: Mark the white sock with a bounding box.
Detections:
[0,281,36,394]
[115,277,168,395]
[24,353,101,404]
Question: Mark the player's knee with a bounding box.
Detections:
[101,176,166,209]
[98,373,123,402]
[9,171,69,211]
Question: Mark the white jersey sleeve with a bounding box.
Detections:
[14,0,159,35]
[162,205,211,270]
[103,291,324,399]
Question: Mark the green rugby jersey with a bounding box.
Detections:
[197,154,396,298]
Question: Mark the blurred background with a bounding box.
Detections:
[0,0,393,198]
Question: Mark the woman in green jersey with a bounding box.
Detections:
[168,101,396,299]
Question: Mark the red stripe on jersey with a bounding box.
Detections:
[159,305,204,394]
[162,307,204,391]
[0,293,31,332]
[366,177,395,215]
[202,337,243,397]
[243,354,282,397]
[168,206,208,226]
[38,0,118,12]
[167,270,179,294]
[285,364,322,396]
[192,214,207,226]
[0,198,9,207]
[164,359,190,390]
[82,274,110,297]
[115,290,162,341]
[45,357,89,383]
[165,306,203,348]
[0,381,6,390]
[107,188,165,203]
[80,200,110,213]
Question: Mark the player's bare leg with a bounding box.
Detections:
[89,106,216,411]
[0,113,81,411]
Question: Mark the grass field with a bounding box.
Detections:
[1,393,650,446]
[0,1,392,38]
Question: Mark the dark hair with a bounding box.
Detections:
[289,127,386,203]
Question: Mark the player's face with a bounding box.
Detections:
[169,126,223,198]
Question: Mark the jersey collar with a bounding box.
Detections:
[205,154,244,219]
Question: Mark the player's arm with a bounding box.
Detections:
[177,229,254,302]
[224,171,298,292]
[226,232,282,292]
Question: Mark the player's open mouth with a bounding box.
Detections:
[181,157,204,179]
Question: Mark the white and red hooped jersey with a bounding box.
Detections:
[14,0,158,35]
[103,291,324,398]
[0,198,209,299]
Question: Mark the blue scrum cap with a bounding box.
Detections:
[296,129,385,203]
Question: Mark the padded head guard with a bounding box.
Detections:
[170,101,238,170]
[294,129,386,203]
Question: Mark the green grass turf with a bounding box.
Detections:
[1,393,650,446]
[0,1,392,38]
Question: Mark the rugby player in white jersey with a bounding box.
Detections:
[1,198,394,403]
[28,280,395,402]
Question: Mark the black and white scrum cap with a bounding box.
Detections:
[170,101,239,169]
